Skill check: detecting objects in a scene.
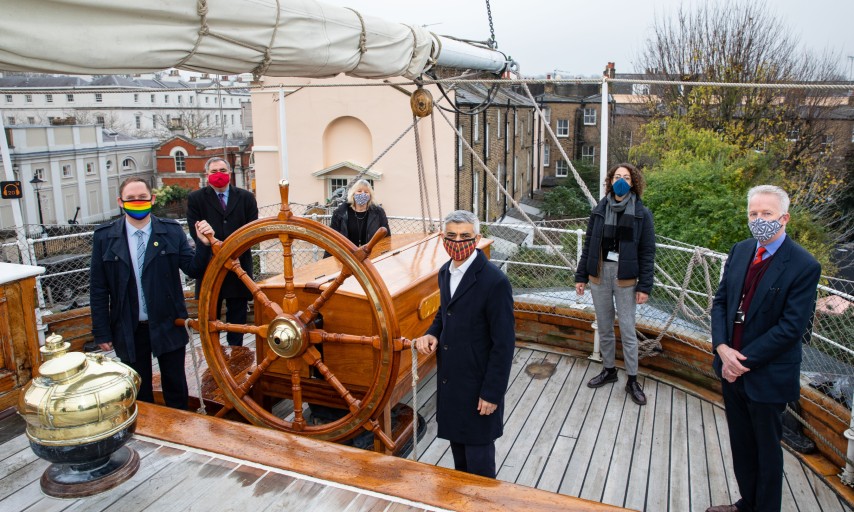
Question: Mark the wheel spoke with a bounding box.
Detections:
[279,235,299,315]
[308,329,380,349]
[210,320,266,338]
[302,346,360,413]
[232,351,279,400]
[298,267,353,324]
[224,259,284,318]
[214,402,234,418]
[287,359,306,431]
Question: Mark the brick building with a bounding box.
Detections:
[155,135,253,191]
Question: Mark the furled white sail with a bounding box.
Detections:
[0,0,507,79]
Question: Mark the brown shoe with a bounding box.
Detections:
[587,369,618,388]
[705,505,738,512]
[626,380,647,405]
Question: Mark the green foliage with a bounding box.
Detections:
[152,185,191,206]
[631,119,835,268]
[541,186,591,218]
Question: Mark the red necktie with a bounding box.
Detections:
[218,192,227,210]
[752,246,766,265]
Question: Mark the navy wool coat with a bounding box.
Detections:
[711,236,821,403]
[186,185,258,299]
[90,216,211,363]
[425,249,515,445]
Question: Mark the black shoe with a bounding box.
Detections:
[587,369,618,388]
[626,380,647,405]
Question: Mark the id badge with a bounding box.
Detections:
[606,251,619,262]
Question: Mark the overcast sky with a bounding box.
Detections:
[323,0,854,78]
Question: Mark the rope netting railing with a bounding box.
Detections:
[4,207,852,429]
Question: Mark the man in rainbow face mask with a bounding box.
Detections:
[413,210,515,479]
[90,177,214,410]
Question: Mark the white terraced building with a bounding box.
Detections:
[0,70,251,140]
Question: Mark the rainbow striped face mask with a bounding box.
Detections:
[121,199,152,220]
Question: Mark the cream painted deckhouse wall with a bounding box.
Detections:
[251,75,454,219]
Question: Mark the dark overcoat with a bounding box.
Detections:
[425,249,515,445]
[90,216,211,362]
[186,185,258,298]
[574,195,656,294]
[711,236,821,403]
[329,202,390,245]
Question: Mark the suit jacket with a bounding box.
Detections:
[90,216,211,363]
[186,185,258,298]
[711,235,821,403]
[426,250,515,445]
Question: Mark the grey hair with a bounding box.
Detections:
[443,210,480,234]
[346,179,375,207]
[747,185,790,214]
[204,157,231,173]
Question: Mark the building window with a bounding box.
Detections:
[514,112,518,135]
[557,119,569,137]
[86,163,95,175]
[174,150,186,173]
[96,116,105,125]
[205,96,210,104]
[34,168,45,180]
[513,156,518,192]
[106,160,113,171]
[473,172,479,217]
[150,94,155,103]
[27,117,35,124]
[25,94,32,103]
[485,124,490,159]
[582,145,596,164]
[178,95,182,104]
[496,163,503,201]
[135,115,141,129]
[189,96,194,105]
[556,159,569,177]
[543,144,550,166]
[6,117,14,125]
[4,94,11,103]
[66,94,74,102]
[122,158,133,171]
[206,114,210,124]
[165,94,170,104]
[45,94,53,103]
[583,108,597,126]
[215,115,219,125]
[95,93,103,102]
[457,128,463,168]
[231,114,234,125]
[632,84,650,95]
[329,178,348,198]
[787,127,800,142]
[473,114,480,142]
[851,126,854,143]
[496,111,502,139]
[543,107,551,124]
[820,135,833,154]
[62,164,73,178]
[134,93,139,103]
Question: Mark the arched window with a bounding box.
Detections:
[173,150,186,173]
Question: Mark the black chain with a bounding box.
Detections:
[485,0,496,48]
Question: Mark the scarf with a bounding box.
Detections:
[603,192,636,241]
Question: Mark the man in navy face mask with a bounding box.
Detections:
[412,210,514,479]
[708,185,821,512]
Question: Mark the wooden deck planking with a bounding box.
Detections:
[685,394,711,512]
[668,389,691,511]
[701,400,732,508]
[497,353,575,483]
[803,464,848,512]
[515,358,589,489]
[712,404,741,503]
[622,378,658,512]
[599,376,642,508]
[578,377,629,504]
[644,383,672,512]
[783,449,824,512]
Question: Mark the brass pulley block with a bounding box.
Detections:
[410,88,433,117]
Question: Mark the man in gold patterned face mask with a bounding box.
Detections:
[412,210,514,479]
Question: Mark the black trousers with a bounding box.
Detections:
[721,378,786,512]
[216,296,248,346]
[125,322,188,410]
[450,441,496,479]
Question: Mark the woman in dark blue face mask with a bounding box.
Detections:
[574,163,656,406]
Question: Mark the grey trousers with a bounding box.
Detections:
[589,261,639,375]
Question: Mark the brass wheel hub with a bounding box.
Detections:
[266,316,307,358]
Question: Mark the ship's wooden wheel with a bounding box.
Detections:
[184,181,407,449]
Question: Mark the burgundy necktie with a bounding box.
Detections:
[752,246,766,265]
[218,192,227,210]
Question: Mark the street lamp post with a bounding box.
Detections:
[29,176,45,229]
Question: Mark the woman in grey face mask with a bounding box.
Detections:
[330,179,391,248]
[574,163,656,406]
